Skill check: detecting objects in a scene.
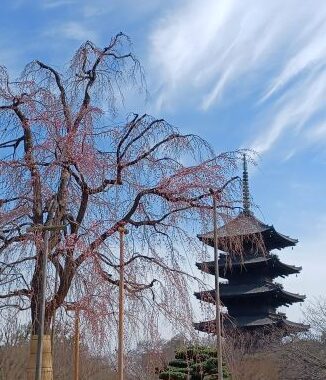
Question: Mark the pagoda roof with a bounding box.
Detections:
[197,212,298,251]
[194,314,309,333]
[194,281,305,305]
[196,254,302,278]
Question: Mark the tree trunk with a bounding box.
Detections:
[28,254,54,380]
[27,335,53,380]
[28,240,74,378]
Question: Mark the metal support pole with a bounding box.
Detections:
[212,193,223,380]
[118,226,125,380]
[74,309,80,380]
[35,229,50,380]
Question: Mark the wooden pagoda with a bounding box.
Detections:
[194,155,309,335]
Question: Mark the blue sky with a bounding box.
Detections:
[1,0,326,324]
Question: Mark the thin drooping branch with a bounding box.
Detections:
[35,60,72,129]
[0,289,31,299]
[0,34,243,342]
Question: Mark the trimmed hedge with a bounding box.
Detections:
[159,345,230,380]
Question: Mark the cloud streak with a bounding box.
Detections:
[44,21,97,42]
[149,0,326,154]
[251,67,326,153]
[42,0,77,8]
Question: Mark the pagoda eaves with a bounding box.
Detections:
[194,154,308,336]
[194,314,309,334]
[195,282,305,307]
[197,212,298,251]
[196,254,302,279]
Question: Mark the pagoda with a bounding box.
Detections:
[194,155,309,335]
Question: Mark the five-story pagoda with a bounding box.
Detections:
[194,156,308,335]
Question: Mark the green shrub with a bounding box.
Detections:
[159,345,230,380]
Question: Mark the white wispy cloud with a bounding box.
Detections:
[251,67,326,153]
[261,16,326,103]
[82,0,163,18]
[42,0,77,8]
[308,123,326,140]
[149,0,326,154]
[44,21,97,42]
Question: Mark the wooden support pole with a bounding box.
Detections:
[118,226,126,380]
[35,229,51,380]
[51,268,59,350]
[211,191,223,380]
[74,309,80,380]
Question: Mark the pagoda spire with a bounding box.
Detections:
[242,154,251,215]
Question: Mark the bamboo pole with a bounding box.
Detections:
[211,190,223,380]
[118,226,126,380]
[74,309,80,380]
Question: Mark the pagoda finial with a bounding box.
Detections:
[242,154,250,214]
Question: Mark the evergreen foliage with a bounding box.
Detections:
[159,345,229,380]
